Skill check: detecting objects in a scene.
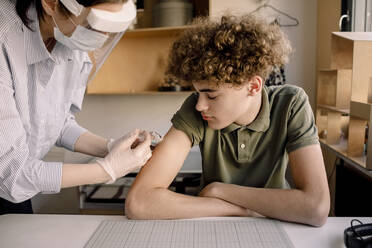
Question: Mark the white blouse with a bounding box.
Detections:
[0,1,91,203]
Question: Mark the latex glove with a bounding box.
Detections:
[107,133,131,153]
[107,131,162,152]
[97,129,152,183]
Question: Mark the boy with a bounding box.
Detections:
[125,15,330,226]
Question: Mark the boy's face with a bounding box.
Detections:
[193,78,262,130]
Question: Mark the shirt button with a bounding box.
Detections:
[240,144,246,149]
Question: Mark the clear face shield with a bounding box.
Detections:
[57,0,136,79]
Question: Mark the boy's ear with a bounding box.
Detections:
[41,0,58,16]
[246,76,263,96]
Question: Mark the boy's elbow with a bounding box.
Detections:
[306,193,330,227]
[125,190,148,220]
[124,196,136,219]
[308,205,328,227]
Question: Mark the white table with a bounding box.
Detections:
[0,214,370,248]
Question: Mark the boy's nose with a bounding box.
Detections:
[195,95,208,112]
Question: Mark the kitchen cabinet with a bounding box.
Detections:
[86,0,210,94]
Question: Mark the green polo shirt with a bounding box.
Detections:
[171,85,319,189]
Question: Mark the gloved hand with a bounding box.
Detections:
[97,129,152,183]
[107,130,162,152]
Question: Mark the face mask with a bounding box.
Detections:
[53,17,109,51]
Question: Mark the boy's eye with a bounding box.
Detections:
[194,92,217,99]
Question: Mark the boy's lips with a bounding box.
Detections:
[201,113,213,120]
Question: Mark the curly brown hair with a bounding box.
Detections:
[166,15,292,86]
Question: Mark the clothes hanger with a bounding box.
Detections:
[250,2,299,27]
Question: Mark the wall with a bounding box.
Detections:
[316,0,341,70]
[211,0,318,106]
[33,94,192,214]
[63,94,191,164]
[55,0,319,164]
[34,0,318,214]
[68,0,318,161]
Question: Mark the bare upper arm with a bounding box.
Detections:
[130,126,192,190]
[288,144,328,193]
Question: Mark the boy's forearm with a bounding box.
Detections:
[204,183,329,226]
[125,187,249,220]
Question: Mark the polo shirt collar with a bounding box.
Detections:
[24,7,74,65]
[221,86,271,133]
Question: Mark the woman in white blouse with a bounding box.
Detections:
[0,0,152,214]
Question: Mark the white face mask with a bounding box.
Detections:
[53,17,109,51]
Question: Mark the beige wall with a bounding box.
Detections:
[316,0,341,70]
[64,94,190,163]
[62,0,319,163]
[37,0,319,213]
[210,0,318,107]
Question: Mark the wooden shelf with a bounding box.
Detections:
[330,33,354,70]
[125,26,192,38]
[86,0,210,94]
[87,33,179,94]
[316,32,372,169]
[332,32,372,41]
[330,32,372,103]
[317,69,352,108]
[319,138,366,168]
[317,104,350,115]
[350,101,372,119]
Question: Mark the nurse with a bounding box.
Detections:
[0,0,152,214]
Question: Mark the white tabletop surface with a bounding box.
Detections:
[0,214,371,248]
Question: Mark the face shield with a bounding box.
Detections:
[58,0,136,80]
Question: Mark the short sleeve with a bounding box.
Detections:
[286,89,319,153]
[171,93,205,146]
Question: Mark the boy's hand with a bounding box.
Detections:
[199,182,265,218]
[198,182,223,198]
